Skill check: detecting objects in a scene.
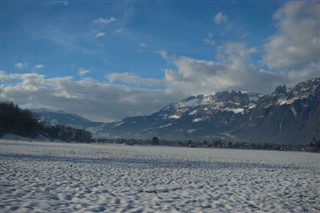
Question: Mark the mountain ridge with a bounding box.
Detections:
[32,78,320,144]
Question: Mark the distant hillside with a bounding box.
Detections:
[0,102,92,142]
[32,108,102,129]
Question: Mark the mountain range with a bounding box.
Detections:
[32,109,102,129]
[33,78,320,144]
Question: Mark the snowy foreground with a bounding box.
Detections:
[1,140,319,213]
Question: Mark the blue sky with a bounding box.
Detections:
[1,1,319,121]
[2,1,278,79]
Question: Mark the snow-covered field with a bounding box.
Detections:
[1,140,319,213]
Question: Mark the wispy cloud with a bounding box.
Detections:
[95,32,106,38]
[78,68,91,76]
[94,17,117,24]
[139,43,147,48]
[29,25,97,56]
[114,28,124,33]
[203,33,215,46]
[46,0,69,6]
[139,43,147,52]
[32,64,44,71]
[14,62,28,69]
[214,12,228,24]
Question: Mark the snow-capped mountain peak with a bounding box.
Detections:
[158,90,256,121]
[257,78,320,107]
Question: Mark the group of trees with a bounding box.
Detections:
[0,102,92,142]
[0,102,42,138]
[43,125,92,142]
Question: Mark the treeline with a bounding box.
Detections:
[0,102,92,142]
[95,137,319,152]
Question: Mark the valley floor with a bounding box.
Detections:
[0,140,319,212]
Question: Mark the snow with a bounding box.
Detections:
[176,95,214,109]
[1,140,319,213]
[186,129,196,133]
[113,121,124,127]
[224,108,245,114]
[1,134,33,141]
[189,110,197,115]
[277,98,296,106]
[180,97,201,108]
[193,118,203,123]
[1,134,62,142]
[168,114,181,119]
[248,104,256,109]
[291,107,298,117]
[159,123,172,128]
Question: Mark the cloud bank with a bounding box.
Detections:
[0,72,176,122]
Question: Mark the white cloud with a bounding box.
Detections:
[161,43,292,96]
[158,50,170,60]
[1,72,46,93]
[14,62,27,69]
[32,64,44,71]
[214,12,228,24]
[264,2,320,70]
[94,17,117,24]
[95,32,106,38]
[78,68,91,76]
[0,72,176,122]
